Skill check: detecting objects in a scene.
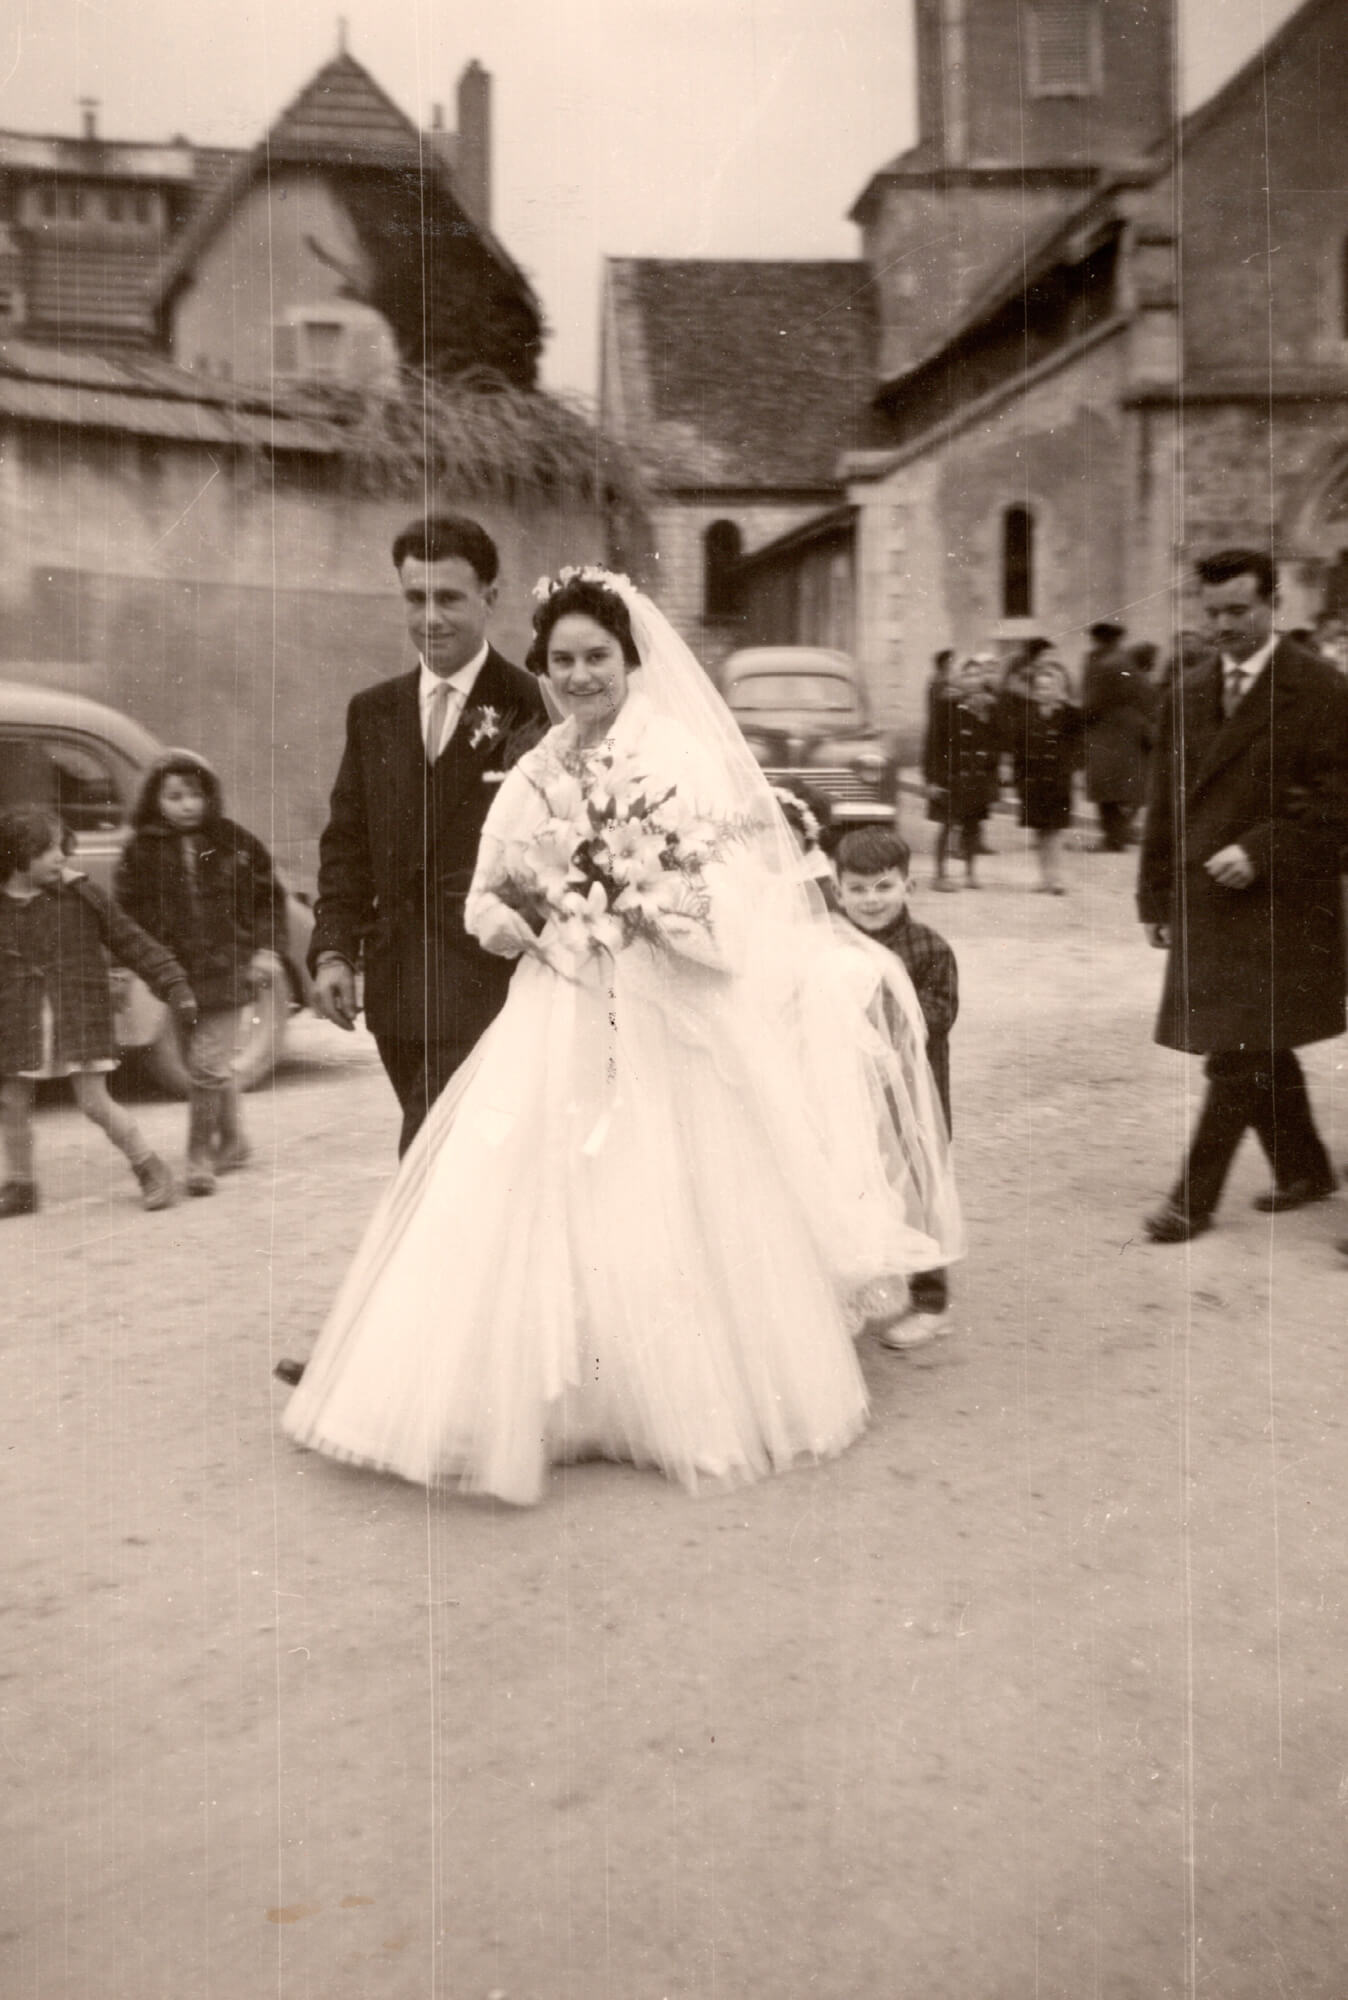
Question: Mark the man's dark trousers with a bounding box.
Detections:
[1175,1048,1333,1218]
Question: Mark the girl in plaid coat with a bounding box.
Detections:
[0,806,196,1217]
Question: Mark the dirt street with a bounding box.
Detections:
[3,835,1346,2000]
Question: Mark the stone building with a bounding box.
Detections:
[604,0,1348,735]
[600,258,879,675]
[0,105,238,348]
[155,47,541,391]
[0,49,604,885]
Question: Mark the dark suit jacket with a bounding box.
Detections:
[1138,636,1348,1054]
[308,646,547,1045]
[1082,642,1152,805]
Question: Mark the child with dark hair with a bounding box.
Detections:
[925,656,1001,887]
[834,824,959,1345]
[0,805,195,1217]
[116,751,285,1196]
[1003,655,1083,893]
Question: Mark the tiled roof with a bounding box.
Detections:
[265,50,427,164]
[25,244,163,342]
[155,51,534,315]
[606,259,878,490]
[0,339,334,449]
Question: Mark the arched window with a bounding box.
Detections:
[704,520,743,620]
[1002,506,1035,618]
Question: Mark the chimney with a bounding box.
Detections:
[455,60,491,231]
[79,98,99,141]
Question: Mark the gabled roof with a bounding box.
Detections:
[605,259,879,491]
[872,173,1143,400]
[1160,0,1335,159]
[154,51,534,311]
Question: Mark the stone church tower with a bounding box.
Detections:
[852,0,1177,380]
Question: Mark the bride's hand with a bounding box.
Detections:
[475,902,545,959]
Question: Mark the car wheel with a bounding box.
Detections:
[144,953,290,1097]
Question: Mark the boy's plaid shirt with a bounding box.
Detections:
[870,908,958,1044]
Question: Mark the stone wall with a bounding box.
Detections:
[641,497,829,679]
[1165,0,1348,374]
[0,424,602,888]
[851,328,1135,734]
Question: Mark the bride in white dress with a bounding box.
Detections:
[282,569,962,1505]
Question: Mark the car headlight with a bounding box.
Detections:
[853,749,887,776]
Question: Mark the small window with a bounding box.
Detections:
[132,191,153,226]
[39,183,58,219]
[703,520,743,619]
[271,323,301,376]
[1028,2,1101,97]
[302,321,345,375]
[58,186,83,221]
[105,190,125,223]
[1002,506,1035,619]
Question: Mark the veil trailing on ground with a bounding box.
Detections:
[539,566,964,1289]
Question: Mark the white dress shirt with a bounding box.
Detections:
[419,643,489,760]
[1221,631,1276,715]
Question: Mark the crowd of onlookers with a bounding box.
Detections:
[917,609,1348,894]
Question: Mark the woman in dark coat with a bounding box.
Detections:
[1081,621,1152,849]
[925,655,1002,888]
[1004,656,1083,893]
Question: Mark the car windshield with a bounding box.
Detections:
[731,675,857,713]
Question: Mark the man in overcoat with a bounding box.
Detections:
[1082,619,1152,850]
[1138,549,1348,1242]
[308,514,546,1156]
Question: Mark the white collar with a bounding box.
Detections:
[419,643,489,707]
[1222,632,1276,682]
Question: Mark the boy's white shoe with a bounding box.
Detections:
[875,1308,950,1350]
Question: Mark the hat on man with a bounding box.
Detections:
[1089,620,1126,644]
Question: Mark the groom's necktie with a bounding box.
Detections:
[425,677,459,760]
[1222,664,1248,720]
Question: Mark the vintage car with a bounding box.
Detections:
[721,645,900,836]
[0,676,314,1092]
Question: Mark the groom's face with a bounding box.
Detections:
[400,556,496,676]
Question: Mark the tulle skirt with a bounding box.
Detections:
[282,952,874,1505]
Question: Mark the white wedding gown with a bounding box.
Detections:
[283,691,960,1505]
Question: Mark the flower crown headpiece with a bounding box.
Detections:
[771,786,822,850]
[531,564,638,607]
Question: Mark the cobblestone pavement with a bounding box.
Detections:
[3,831,1346,1999]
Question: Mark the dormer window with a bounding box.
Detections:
[271,303,401,391]
[1028,2,1102,98]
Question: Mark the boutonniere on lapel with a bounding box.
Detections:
[466,704,503,751]
[481,712,549,785]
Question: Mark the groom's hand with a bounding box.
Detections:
[314,956,358,1030]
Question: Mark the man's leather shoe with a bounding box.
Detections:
[1144,1201,1213,1244]
[273,1358,306,1386]
[1252,1178,1336,1214]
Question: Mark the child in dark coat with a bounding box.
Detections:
[0,806,196,1216]
[834,826,959,1347]
[925,655,1002,888]
[116,751,286,1196]
[1004,656,1084,894]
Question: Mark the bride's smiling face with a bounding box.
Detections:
[546,613,630,736]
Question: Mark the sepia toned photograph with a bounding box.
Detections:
[1,0,1346,1993]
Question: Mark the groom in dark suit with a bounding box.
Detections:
[1138,548,1348,1242]
[309,514,546,1155]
